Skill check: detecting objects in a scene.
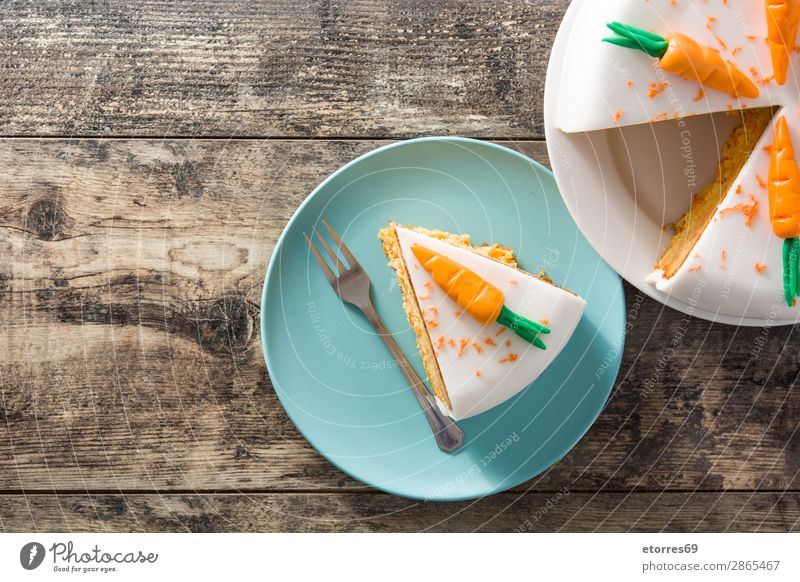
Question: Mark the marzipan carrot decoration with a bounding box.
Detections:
[766,0,800,85]
[603,22,760,99]
[768,115,800,305]
[412,245,551,350]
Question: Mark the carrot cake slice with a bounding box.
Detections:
[379,222,586,420]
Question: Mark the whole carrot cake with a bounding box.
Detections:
[556,0,800,316]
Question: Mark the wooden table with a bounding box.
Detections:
[1,0,799,533]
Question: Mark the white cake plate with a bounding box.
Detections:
[544,0,796,327]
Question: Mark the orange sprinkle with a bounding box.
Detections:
[732,47,742,57]
[756,174,767,189]
[749,67,773,86]
[509,280,518,286]
[613,108,624,124]
[435,336,445,350]
[475,370,481,378]
[651,112,668,122]
[495,328,506,336]
[505,339,512,348]
[755,262,767,274]
[457,338,469,357]
[627,80,636,87]
[736,184,742,194]
[688,265,702,272]
[693,88,706,101]
[472,341,484,354]
[484,337,496,346]
[718,194,759,227]
[540,318,550,326]
[454,310,461,317]
[418,281,432,301]
[648,82,669,99]
[706,16,717,30]
[720,250,728,269]
[448,338,456,347]
[499,353,519,364]
[715,35,727,51]
[423,306,439,329]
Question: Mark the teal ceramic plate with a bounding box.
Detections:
[261,137,625,500]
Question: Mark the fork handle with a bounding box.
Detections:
[358,302,464,454]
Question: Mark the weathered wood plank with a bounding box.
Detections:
[1,139,800,495]
[2,492,799,532]
[0,0,569,138]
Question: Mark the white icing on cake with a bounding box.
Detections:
[394,226,586,420]
[557,0,800,321]
[557,0,781,133]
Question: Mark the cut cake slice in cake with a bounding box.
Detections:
[379,222,586,420]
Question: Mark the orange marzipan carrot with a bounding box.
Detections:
[766,0,800,85]
[411,245,504,324]
[769,116,800,239]
[660,33,759,99]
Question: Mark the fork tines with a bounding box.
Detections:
[303,220,357,281]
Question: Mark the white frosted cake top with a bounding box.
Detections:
[557,0,786,133]
[559,0,800,321]
[395,226,586,420]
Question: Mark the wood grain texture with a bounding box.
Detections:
[0,0,568,138]
[2,493,799,532]
[2,138,799,502]
[3,0,800,533]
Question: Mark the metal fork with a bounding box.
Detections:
[304,220,464,453]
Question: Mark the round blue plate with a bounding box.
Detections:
[261,137,625,500]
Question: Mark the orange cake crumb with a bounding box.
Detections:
[755,262,767,273]
[718,194,759,227]
[499,353,519,364]
[648,82,668,99]
[418,281,432,300]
